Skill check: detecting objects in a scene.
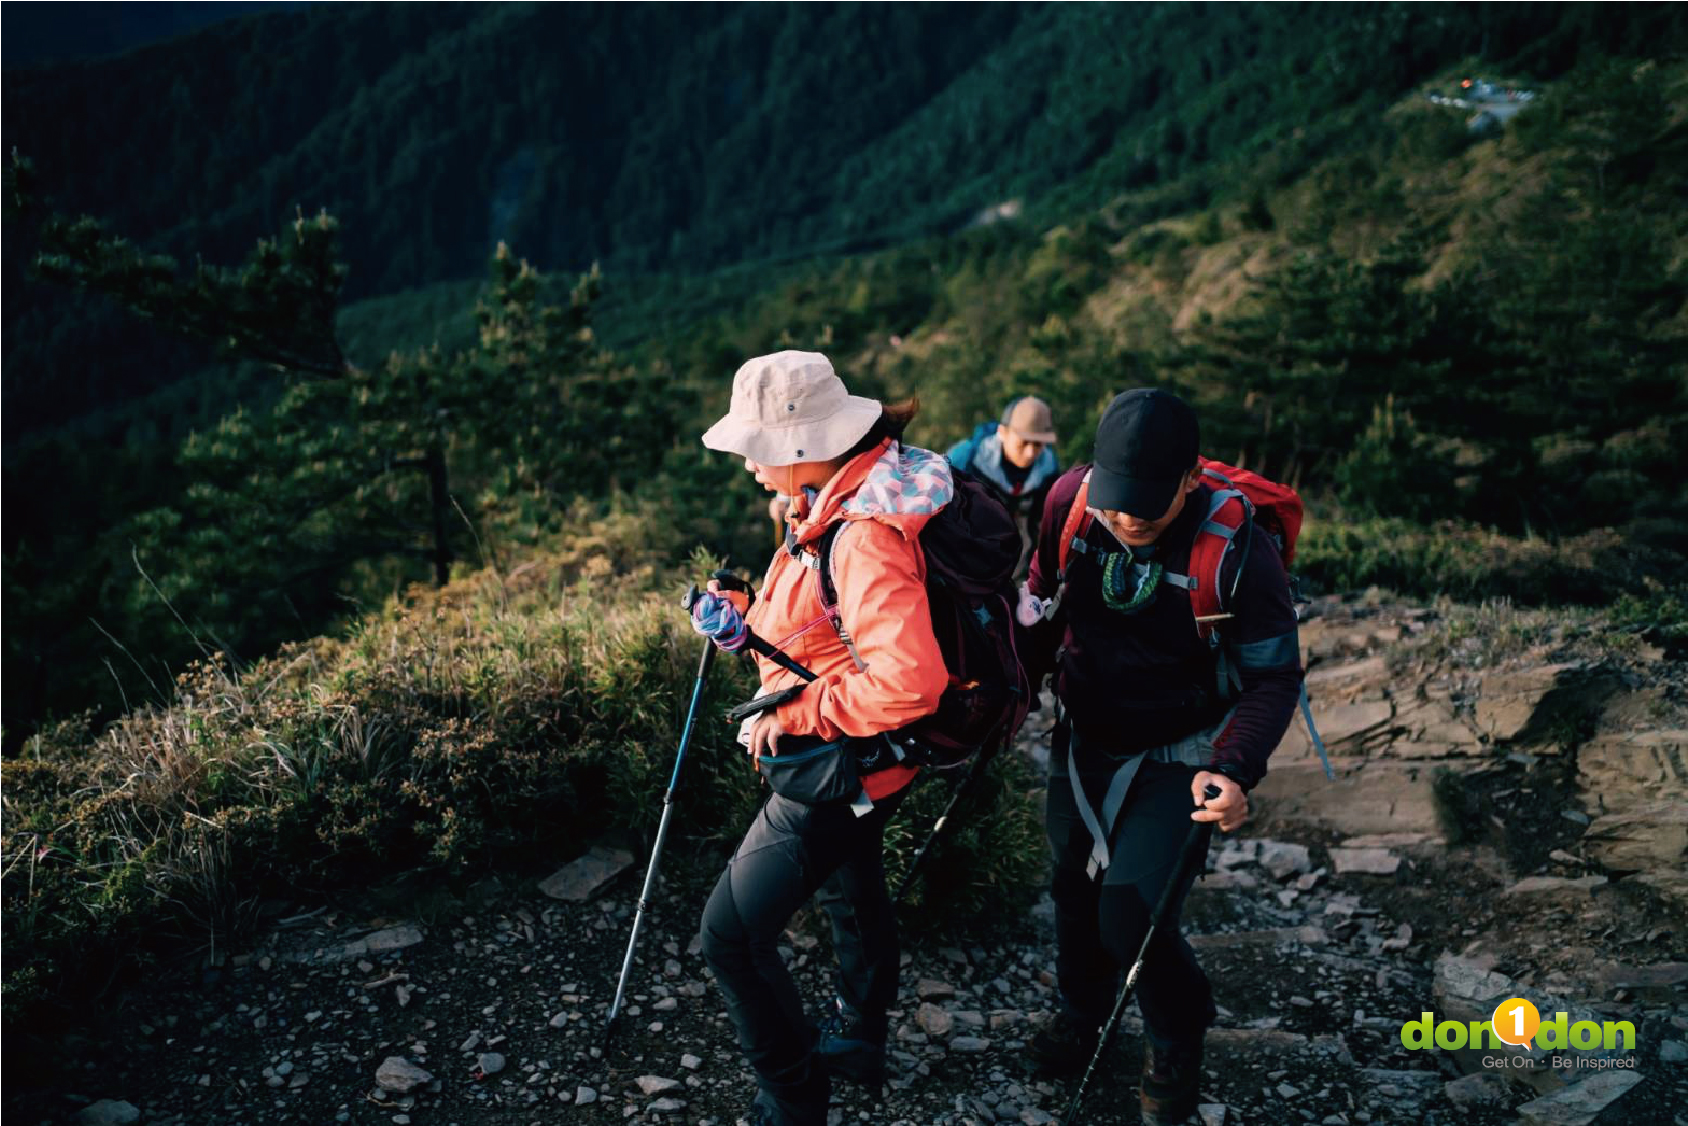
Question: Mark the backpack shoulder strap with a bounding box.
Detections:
[1054,470,1094,583]
[813,520,868,672]
[815,521,845,609]
[1186,481,1254,642]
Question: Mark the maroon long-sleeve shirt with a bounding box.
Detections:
[1028,465,1303,789]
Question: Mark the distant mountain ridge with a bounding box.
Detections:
[10,4,1678,293]
[0,2,309,69]
[9,3,1682,445]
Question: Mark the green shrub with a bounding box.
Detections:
[1608,585,1688,656]
[1296,514,1684,606]
[885,749,1047,932]
[1332,396,1458,523]
[0,516,1048,1024]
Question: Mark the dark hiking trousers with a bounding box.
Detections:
[701,784,909,1110]
[1047,741,1218,1047]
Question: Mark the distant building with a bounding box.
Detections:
[970,199,1024,228]
[1429,77,1536,133]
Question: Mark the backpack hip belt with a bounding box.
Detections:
[1062,719,1226,880]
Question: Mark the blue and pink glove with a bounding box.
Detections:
[690,590,750,653]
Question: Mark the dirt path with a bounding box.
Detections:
[11,799,1682,1126]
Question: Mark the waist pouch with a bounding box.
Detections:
[756,734,865,806]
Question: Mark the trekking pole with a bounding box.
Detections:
[1060,784,1223,1126]
[604,586,719,1050]
[890,741,998,905]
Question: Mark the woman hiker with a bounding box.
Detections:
[690,350,951,1126]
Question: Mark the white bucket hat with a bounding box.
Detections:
[701,350,881,465]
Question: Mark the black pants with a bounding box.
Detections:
[701,784,908,1105]
[1047,741,1217,1045]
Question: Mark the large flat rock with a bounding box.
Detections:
[1516,1071,1643,1125]
[1584,802,1688,873]
[540,844,635,902]
[1188,925,1328,950]
[1433,954,1629,1094]
[1329,847,1400,875]
[1576,729,1688,816]
[1473,663,1616,747]
[1253,760,1449,839]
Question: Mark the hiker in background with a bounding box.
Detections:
[947,395,1061,576]
[692,350,950,1126]
[1019,389,1304,1125]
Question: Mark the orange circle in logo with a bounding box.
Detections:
[1491,997,1541,1049]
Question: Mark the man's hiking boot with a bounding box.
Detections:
[1026,1009,1101,1078]
[738,1063,831,1126]
[813,996,887,1089]
[738,1093,826,1126]
[1139,1034,1205,1125]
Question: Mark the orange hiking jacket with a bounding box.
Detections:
[747,439,950,799]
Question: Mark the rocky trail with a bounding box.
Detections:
[11,596,1687,1126]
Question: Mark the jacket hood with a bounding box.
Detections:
[793,439,952,545]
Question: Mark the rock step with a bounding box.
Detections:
[1188,925,1329,950]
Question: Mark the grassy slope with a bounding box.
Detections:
[9,50,1685,750]
[0,502,1046,1023]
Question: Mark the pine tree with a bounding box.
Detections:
[23,189,625,676]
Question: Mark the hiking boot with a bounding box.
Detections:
[1026,1009,1101,1078]
[739,1097,821,1126]
[813,995,887,1089]
[739,1098,814,1126]
[1139,1034,1205,1125]
[739,1070,830,1126]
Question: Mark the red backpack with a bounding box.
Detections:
[1052,458,1304,640]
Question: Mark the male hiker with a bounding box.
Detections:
[947,395,1061,576]
[1020,388,1303,1124]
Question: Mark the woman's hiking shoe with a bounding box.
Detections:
[813,996,887,1089]
[1139,1035,1205,1124]
[1025,1010,1101,1078]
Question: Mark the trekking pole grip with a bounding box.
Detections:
[710,569,755,604]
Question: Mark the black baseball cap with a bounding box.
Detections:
[1089,388,1199,518]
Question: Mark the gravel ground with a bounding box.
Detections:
[9,788,1682,1126]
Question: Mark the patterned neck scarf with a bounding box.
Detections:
[1099,551,1162,614]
